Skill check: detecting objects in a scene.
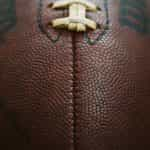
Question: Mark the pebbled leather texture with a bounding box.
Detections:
[0,0,150,150]
[0,0,74,149]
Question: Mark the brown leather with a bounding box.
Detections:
[0,0,150,150]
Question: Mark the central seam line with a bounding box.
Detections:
[72,32,77,150]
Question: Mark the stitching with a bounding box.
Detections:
[72,32,77,150]
[37,0,61,43]
[37,0,109,44]
[37,1,76,149]
[84,0,110,45]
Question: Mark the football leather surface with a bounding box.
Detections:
[0,0,150,150]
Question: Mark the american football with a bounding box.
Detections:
[0,0,150,150]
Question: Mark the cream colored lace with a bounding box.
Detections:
[49,0,100,32]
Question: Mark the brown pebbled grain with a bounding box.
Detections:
[73,0,150,150]
[0,0,74,149]
[0,0,150,150]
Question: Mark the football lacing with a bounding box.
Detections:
[49,0,101,32]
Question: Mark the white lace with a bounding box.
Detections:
[50,0,100,32]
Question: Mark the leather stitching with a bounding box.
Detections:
[37,1,77,149]
[84,0,110,45]
[72,32,78,150]
[37,0,62,43]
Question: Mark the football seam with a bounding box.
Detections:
[72,32,78,150]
